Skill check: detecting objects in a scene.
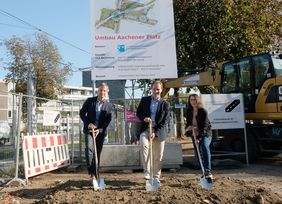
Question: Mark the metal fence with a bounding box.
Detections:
[0,90,253,186]
[0,91,21,181]
[0,92,178,183]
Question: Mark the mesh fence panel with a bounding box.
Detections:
[0,93,181,180]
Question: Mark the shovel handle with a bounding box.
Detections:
[91,127,99,138]
[192,127,206,176]
[148,121,152,135]
[148,121,154,182]
[91,127,100,180]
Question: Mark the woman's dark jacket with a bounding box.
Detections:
[186,107,212,138]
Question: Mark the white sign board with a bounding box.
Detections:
[182,74,199,86]
[175,103,186,109]
[43,110,61,126]
[90,0,177,80]
[0,121,10,139]
[201,94,245,130]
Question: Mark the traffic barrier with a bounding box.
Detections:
[22,133,70,179]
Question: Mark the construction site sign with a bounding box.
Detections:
[43,110,61,126]
[201,94,245,130]
[90,0,177,80]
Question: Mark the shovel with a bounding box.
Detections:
[91,127,106,191]
[192,127,213,189]
[145,121,159,192]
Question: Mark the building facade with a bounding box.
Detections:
[0,81,8,121]
[82,71,126,102]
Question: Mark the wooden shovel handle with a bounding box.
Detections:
[192,127,199,138]
[91,127,99,138]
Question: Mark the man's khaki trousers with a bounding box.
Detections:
[140,130,165,179]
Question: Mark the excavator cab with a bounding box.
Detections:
[220,53,282,119]
[162,52,282,160]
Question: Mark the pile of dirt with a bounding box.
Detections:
[40,177,281,204]
[3,170,281,204]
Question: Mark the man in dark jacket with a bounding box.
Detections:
[79,83,112,190]
[137,80,169,184]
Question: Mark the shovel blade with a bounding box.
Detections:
[146,179,159,192]
[93,180,100,191]
[146,179,158,192]
[200,176,213,189]
[92,179,106,191]
[99,178,106,190]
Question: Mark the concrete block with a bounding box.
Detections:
[100,145,140,167]
[163,142,183,166]
[99,142,183,170]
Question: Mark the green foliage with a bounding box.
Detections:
[136,79,168,97]
[136,79,153,96]
[198,85,218,94]
[173,0,282,77]
[4,33,72,99]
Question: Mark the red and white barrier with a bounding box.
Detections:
[22,133,70,179]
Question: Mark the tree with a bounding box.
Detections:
[4,33,72,99]
[137,79,153,96]
[172,0,281,137]
[173,0,282,76]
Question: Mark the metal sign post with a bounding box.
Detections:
[175,103,186,137]
[7,93,26,186]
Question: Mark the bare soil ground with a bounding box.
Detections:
[1,162,282,204]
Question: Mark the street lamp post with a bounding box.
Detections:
[27,69,34,135]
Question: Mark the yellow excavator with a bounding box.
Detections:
[164,52,282,161]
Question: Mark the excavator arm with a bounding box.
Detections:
[162,69,221,97]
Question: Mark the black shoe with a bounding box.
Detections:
[205,170,213,179]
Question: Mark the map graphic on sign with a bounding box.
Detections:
[225,99,241,112]
[95,0,158,34]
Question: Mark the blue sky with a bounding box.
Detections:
[0,0,91,86]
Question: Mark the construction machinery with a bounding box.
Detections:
[164,52,282,161]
